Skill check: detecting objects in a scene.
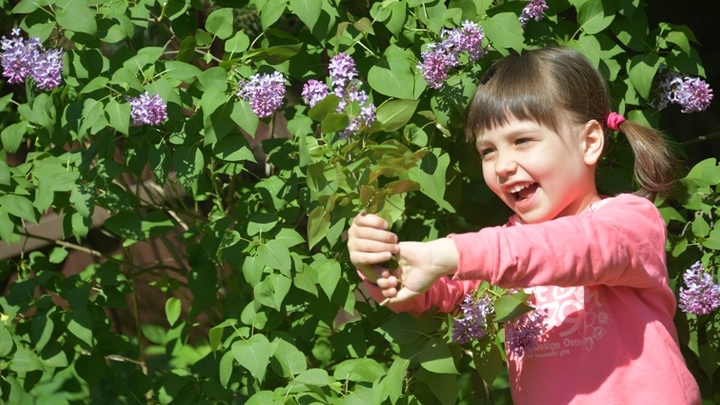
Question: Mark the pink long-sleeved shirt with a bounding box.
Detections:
[361,193,700,404]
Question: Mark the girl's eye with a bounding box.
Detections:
[479,148,495,159]
[515,138,531,145]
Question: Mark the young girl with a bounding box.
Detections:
[348,47,701,404]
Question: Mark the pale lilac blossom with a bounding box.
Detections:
[519,0,549,27]
[237,71,286,118]
[504,307,547,358]
[32,49,64,90]
[452,294,493,344]
[1,28,64,89]
[301,79,329,107]
[128,92,167,126]
[678,261,720,316]
[417,21,486,89]
[302,53,376,138]
[328,53,358,89]
[658,72,713,113]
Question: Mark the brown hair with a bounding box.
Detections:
[464,46,679,200]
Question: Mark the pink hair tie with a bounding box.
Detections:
[606,112,625,131]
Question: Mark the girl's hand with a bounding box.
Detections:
[347,212,399,283]
[376,238,459,303]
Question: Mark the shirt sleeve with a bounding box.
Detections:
[448,194,669,289]
[357,270,480,316]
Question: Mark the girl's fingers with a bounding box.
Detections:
[351,251,394,266]
[353,213,388,229]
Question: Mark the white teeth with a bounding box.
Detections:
[508,184,530,194]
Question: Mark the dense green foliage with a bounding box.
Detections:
[0,0,718,403]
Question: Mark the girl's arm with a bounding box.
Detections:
[450,194,669,289]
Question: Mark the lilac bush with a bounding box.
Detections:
[519,0,549,27]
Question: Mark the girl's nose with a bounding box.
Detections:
[494,152,517,177]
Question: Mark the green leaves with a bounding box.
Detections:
[56,1,97,35]
[368,45,426,100]
[482,12,523,54]
[232,334,273,383]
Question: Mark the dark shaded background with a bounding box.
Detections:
[648,1,720,166]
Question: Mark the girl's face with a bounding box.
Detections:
[476,117,603,224]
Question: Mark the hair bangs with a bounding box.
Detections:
[464,53,561,143]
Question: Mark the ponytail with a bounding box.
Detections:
[612,119,681,200]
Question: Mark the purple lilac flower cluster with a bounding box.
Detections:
[417,21,487,89]
[678,261,720,316]
[128,92,168,126]
[519,0,549,28]
[1,28,64,90]
[237,71,286,118]
[504,307,547,358]
[657,71,713,113]
[301,53,376,138]
[452,294,494,344]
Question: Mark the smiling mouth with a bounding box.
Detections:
[508,183,538,202]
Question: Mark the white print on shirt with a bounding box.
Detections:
[523,286,613,359]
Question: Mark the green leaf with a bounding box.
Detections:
[494,295,533,323]
[13,0,47,13]
[482,12,523,54]
[164,61,202,82]
[172,145,205,194]
[260,0,287,30]
[472,335,504,385]
[384,357,410,403]
[703,227,720,250]
[334,358,385,382]
[272,338,307,377]
[368,45,426,100]
[289,0,322,30]
[257,240,291,272]
[628,52,661,100]
[294,368,331,386]
[577,0,614,35]
[213,134,257,162]
[219,351,234,387]
[0,160,10,186]
[0,327,12,357]
[419,337,459,374]
[10,348,44,373]
[321,113,349,134]
[274,228,304,248]
[231,334,273,383]
[0,194,37,223]
[206,8,234,39]
[376,99,419,132]
[165,297,182,326]
[1,121,28,154]
[56,2,97,35]
[149,141,171,185]
[315,258,341,300]
[106,98,130,135]
[231,100,260,137]
[253,273,291,311]
[225,31,250,55]
[67,307,94,348]
[307,205,330,248]
[375,313,423,344]
[104,211,145,244]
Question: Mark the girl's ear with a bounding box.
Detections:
[582,120,604,166]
